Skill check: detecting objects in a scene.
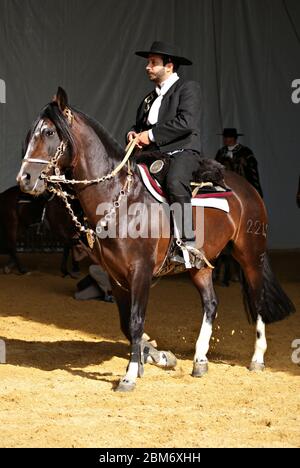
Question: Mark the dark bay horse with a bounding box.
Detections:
[0,184,80,276]
[17,88,295,391]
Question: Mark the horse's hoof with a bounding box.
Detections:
[3,266,11,274]
[249,361,265,372]
[115,378,136,393]
[161,351,177,369]
[142,341,177,369]
[192,361,208,377]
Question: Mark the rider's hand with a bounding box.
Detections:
[136,131,150,147]
[127,131,138,143]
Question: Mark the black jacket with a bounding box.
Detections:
[215,144,263,198]
[130,78,201,153]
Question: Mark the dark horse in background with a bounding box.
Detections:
[0,185,81,276]
[17,88,295,392]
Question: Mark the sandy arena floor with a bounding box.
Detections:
[0,252,299,448]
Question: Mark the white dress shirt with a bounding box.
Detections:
[147,73,180,142]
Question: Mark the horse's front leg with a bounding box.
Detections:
[115,266,153,392]
[190,268,218,377]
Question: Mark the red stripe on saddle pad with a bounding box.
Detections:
[139,164,165,196]
[195,192,233,199]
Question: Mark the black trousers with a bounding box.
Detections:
[165,150,202,241]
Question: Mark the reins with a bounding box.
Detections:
[24,107,137,250]
[41,137,137,186]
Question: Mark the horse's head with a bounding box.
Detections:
[17,87,75,195]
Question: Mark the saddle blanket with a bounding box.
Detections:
[137,164,232,213]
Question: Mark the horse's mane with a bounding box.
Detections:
[73,108,125,161]
[29,102,77,157]
[29,102,124,162]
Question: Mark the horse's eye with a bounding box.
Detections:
[45,130,55,137]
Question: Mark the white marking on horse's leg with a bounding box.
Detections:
[251,315,267,364]
[122,362,139,382]
[194,313,213,363]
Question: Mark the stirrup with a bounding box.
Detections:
[170,253,185,265]
[173,240,215,270]
[169,244,192,267]
[175,240,192,269]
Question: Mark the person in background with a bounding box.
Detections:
[215,128,263,197]
[214,128,263,286]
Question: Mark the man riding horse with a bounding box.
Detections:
[127,41,202,263]
[17,84,295,392]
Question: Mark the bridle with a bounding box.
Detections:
[23,107,137,249]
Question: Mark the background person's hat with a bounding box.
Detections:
[135,41,192,65]
[218,128,244,138]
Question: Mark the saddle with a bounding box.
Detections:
[135,151,232,201]
[135,151,232,273]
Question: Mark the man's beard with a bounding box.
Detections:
[147,68,167,84]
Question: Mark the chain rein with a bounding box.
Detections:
[37,108,135,248]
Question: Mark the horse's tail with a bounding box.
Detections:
[240,254,296,325]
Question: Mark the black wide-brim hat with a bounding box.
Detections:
[218,128,244,138]
[135,41,192,66]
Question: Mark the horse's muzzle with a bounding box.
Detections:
[17,171,46,195]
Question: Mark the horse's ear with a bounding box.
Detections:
[52,86,69,112]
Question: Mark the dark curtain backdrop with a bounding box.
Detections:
[0,0,299,248]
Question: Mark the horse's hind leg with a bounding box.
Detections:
[190,267,218,377]
[249,315,267,371]
[232,243,267,370]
